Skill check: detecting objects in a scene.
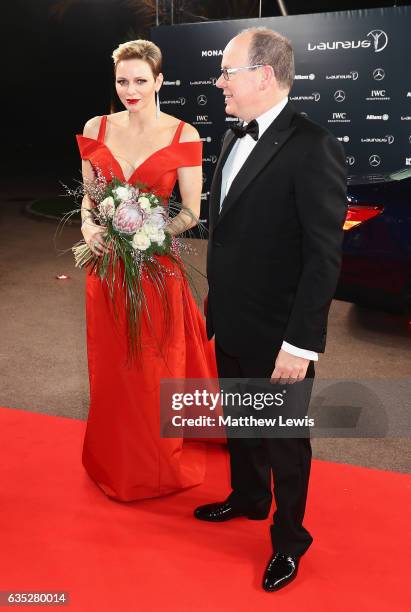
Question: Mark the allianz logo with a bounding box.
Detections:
[407,92,411,97]
[163,80,181,86]
[294,73,316,80]
[202,50,223,57]
[366,114,389,120]
[326,71,359,80]
[290,92,320,102]
[308,29,388,53]
[337,136,350,142]
[201,137,212,142]
[405,158,411,166]
[361,135,394,144]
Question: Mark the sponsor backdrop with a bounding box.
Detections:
[151,6,411,231]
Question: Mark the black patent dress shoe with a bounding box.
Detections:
[194,500,269,522]
[262,552,299,592]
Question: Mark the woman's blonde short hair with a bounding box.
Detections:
[112,39,162,77]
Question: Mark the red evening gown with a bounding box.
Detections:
[76,116,217,501]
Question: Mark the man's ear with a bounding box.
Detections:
[259,65,275,91]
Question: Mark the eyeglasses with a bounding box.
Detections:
[220,65,265,81]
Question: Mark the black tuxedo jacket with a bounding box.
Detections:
[206,103,347,357]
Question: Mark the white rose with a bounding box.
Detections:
[138,196,151,211]
[132,230,151,251]
[98,196,115,219]
[147,206,167,228]
[113,186,133,202]
[153,228,166,244]
[142,223,158,239]
[142,224,166,245]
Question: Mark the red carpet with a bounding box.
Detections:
[0,406,409,611]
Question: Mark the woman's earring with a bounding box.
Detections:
[156,91,160,119]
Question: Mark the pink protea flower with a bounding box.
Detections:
[112,202,144,235]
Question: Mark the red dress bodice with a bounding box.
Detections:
[76,115,202,199]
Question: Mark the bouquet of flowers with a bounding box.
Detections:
[68,174,188,355]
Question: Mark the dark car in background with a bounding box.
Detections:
[335,168,411,313]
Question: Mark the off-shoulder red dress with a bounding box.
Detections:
[76,116,216,501]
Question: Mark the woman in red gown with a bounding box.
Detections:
[76,39,216,502]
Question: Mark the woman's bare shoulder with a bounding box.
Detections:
[179,122,200,143]
[106,110,128,127]
[82,116,102,138]
[161,113,200,142]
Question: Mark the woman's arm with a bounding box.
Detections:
[80,117,108,256]
[168,123,202,236]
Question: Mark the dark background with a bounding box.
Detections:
[2,0,409,185]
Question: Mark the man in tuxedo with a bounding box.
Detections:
[194,28,347,591]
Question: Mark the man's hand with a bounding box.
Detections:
[270,349,310,384]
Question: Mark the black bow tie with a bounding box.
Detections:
[230,119,259,141]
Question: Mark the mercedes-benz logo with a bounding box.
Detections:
[334,90,346,103]
[197,94,207,106]
[367,30,389,53]
[373,68,385,81]
[346,155,355,166]
[369,154,381,167]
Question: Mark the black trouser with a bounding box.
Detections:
[215,342,314,558]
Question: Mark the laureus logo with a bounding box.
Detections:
[367,30,389,53]
[308,29,388,53]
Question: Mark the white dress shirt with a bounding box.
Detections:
[220,97,318,362]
